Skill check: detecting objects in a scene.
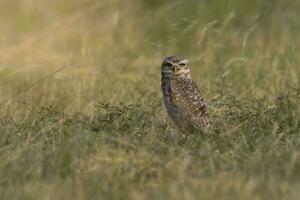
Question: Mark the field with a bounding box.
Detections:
[1,0,300,199]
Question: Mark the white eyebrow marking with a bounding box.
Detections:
[179,59,188,64]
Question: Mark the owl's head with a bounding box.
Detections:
[161,56,191,79]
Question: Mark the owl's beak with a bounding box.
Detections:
[174,65,179,73]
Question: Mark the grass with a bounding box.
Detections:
[0,0,300,199]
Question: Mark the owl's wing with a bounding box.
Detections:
[169,79,211,131]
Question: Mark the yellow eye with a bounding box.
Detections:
[179,63,186,67]
[164,62,173,68]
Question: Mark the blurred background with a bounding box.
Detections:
[0,0,299,115]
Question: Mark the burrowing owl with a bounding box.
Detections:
[161,56,211,133]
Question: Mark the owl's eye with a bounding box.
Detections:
[179,63,186,67]
[164,62,173,68]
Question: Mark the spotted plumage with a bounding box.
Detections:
[161,56,211,133]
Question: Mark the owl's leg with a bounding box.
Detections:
[169,128,181,141]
